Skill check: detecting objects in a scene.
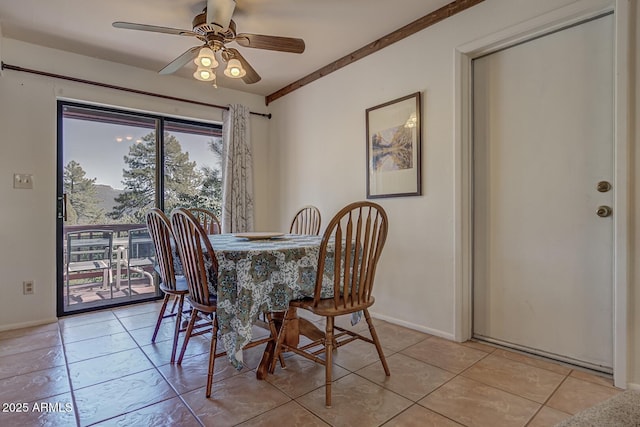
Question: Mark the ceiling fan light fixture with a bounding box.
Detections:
[113,0,304,86]
[224,58,246,78]
[194,47,218,68]
[194,67,215,81]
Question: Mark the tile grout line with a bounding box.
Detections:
[228,375,303,426]
[472,339,607,378]
[270,342,404,426]
[320,334,480,425]
[115,303,207,427]
[66,310,421,426]
[113,305,207,427]
[523,372,573,426]
[62,303,197,426]
[58,320,82,427]
[454,348,569,421]
[286,338,446,426]
[12,308,614,427]
[407,346,496,427]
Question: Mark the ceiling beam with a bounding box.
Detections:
[265,0,485,105]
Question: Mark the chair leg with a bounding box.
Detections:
[206,315,219,398]
[265,312,286,369]
[269,309,289,374]
[324,316,334,408]
[364,309,390,376]
[177,308,198,364]
[170,295,185,364]
[151,293,170,343]
[169,294,179,313]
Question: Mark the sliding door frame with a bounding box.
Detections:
[56,100,222,316]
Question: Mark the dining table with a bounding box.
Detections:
[176,232,339,378]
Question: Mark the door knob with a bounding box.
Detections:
[597,181,612,192]
[596,206,612,217]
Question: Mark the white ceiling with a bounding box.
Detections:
[0,0,453,96]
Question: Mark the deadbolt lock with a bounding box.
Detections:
[596,206,612,218]
[597,181,612,192]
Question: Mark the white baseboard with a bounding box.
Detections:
[627,383,640,391]
[0,318,58,332]
[370,311,455,341]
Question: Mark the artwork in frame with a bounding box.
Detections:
[366,92,422,198]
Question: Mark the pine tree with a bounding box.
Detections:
[194,138,223,217]
[110,132,202,223]
[63,160,105,224]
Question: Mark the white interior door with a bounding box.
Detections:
[472,13,614,370]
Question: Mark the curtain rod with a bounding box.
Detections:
[0,62,272,119]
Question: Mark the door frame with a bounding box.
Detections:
[453,0,631,388]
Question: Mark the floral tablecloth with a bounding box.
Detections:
[206,233,335,369]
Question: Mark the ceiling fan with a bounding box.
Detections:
[112,0,305,86]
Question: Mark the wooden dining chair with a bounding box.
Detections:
[289,205,321,235]
[146,208,189,364]
[171,207,279,397]
[189,207,222,234]
[270,201,390,408]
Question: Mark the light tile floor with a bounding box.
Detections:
[0,301,622,427]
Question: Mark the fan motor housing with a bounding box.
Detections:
[192,12,236,38]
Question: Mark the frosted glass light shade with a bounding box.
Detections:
[194,47,218,68]
[194,67,215,81]
[224,59,246,78]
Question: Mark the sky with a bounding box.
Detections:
[63,119,220,190]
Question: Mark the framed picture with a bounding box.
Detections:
[366,92,422,198]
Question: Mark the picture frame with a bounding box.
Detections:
[366,92,422,198]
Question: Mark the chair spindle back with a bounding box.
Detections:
[314,201,388,310]
[145,209,177,291]
[289,205,321,235]
[189,208,222,235]
[171,208,218,306]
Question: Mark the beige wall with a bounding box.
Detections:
[267,0,639,387]
[0,38,272,328]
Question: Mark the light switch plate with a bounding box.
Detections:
[13,173,33,189]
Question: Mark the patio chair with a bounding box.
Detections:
[125,227,155,294]
[289,205,321,235]
[189,208,222,234]
[65,229,113,305]
[270,201,390,408]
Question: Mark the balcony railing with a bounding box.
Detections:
[63,223,159,311]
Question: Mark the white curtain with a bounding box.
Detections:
[221,104,254,233]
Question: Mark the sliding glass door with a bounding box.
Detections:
[57,101,222,316]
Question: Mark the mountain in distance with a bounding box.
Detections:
[95,184,123,213]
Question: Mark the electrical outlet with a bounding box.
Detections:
[13,173,34,190]
[23,280,34,295]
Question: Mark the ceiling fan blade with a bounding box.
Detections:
[159,46,202,75]
[235,33,305,54]
[113,21,199,37]
[206,0,236,31]
[227,48,261,84]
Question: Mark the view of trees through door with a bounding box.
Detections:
[58,102,222,315]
